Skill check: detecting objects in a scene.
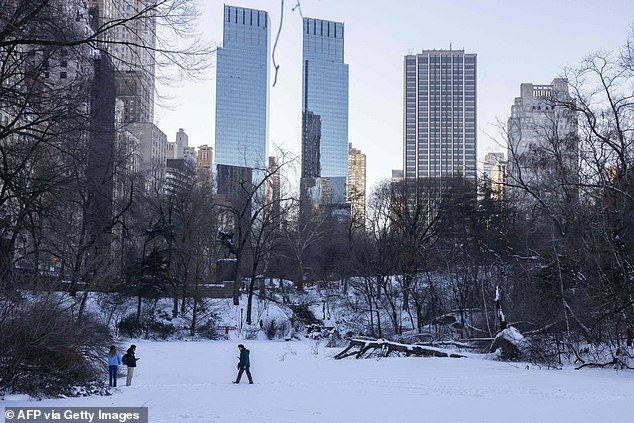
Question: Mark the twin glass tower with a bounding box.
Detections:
[214,5,349,209]
[215,6,477,207]
[214,5,270,171]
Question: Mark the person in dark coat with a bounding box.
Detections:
[125,344,139,386]
[107,345,122,387]
[233,344,253,384]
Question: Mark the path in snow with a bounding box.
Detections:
[3,340,634,423]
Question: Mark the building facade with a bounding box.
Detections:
[127,122,167,190]
[214,5,270,171]
[301,17,349,208]
[507,78,578,205]
[482,152,507,202]
[196,144,214,185]
[167,128,189,160]
[88,0,156,124]
[403,50,477,186]
[347,143,366,226]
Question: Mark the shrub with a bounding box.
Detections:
[266,319,290,340]
[0,296,111,397]
[145,320,174,340]
[117,314,143,338]
[197,319,226,340]
[266,320,277,340]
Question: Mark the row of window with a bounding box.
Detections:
[304,19,343,38]
[225,6,266,28]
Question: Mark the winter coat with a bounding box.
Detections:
[108,352,122,366]
[126,349,138,367]
[238,349,250,369]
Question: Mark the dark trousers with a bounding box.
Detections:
[235,367,253,384]
[108,365,118,387]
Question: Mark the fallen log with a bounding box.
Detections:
[575,357,633,370]
[334,338,466,360]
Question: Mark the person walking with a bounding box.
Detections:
[107,345,122,387]
[124,344,139,386]
[233,344,253,384]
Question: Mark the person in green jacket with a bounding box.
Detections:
[233,344,253,384]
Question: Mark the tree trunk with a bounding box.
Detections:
[190,260,200,337]
[246,277,255,325]
[136,293,142,323]
[232,255,241,305]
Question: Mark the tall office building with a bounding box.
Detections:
[507,78,577,198]
[88,0,156,123]
[301,17,349,209]
[403,50,477,186]
[214,5,270,171]
[347,143,366,225]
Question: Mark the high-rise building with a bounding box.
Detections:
[127,122,167,190]
[347,143,366,226]
[507,78,578,202]
[85,50,116,251]
[214,5,269,171]
[167,128,189,160]
[301,17,349,209]
[88,0,156,123]
[403,50,477,185]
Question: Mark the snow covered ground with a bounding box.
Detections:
[4,340,634,423]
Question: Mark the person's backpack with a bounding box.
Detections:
[122,353,129,366]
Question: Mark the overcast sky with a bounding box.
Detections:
[155,0,634,192]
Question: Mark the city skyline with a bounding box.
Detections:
[154,0,634,191]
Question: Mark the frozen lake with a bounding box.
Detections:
[4,340,634,422]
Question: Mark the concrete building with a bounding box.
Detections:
[507,79,578,205]
[85,49,116,251]
[301,17,349,211]
[196,144,214,185]
[88,0,156,124]
[167,128,189,160]
[127,122,167,189]
[403,50,477,186]
[347,143,366,226]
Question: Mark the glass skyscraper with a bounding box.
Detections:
[301,17,349,206]
[403,50,477,182]
[215,5,269,171]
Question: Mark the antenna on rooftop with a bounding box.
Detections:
[450,42,452,51]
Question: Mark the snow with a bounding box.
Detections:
[4,340,634,422]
